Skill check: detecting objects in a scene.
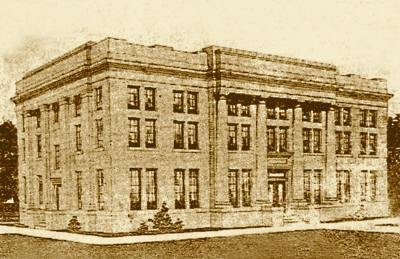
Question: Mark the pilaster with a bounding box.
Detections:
[325,107,337,201]
[255,99,268,205]
[292,103,304,201]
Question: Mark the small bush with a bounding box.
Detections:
[67,216,81,232]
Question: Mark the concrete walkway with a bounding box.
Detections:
[0,217,399,245]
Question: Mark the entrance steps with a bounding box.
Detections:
[283,212,304,226]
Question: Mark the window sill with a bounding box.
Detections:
[358,154,379,158]
[303,152,324,156]
[268,152,293,158]
[336,154,353,158]
[128,147,157,151]
[94,147,105,152]
[173,149,201,153]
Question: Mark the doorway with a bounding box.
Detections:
[268,181,286,207]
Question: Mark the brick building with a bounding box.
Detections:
[12,38,392,232]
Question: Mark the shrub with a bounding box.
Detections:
[67,216,81,232]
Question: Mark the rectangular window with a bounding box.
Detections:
[129,168,141,210]
[22,114,25,132]
[228,170,239,207]
[75,125,82,151]
[187,92,198,114]
[145,88,156,111]
[267,107,276,119]
[370,171,377,201]
[38,176,43,205]
[189,169,199,209]
[369,133,377,155]
[95,87,102,110]
[173,90,184,113]
[267,127,276,152]
[76,171,82,210]
[74,95,81,117]
[335,132,342,154]
[128,118,140,148]
[36,111,41,128]
[368,110,377,128]
[334,107,341,125]
[361,110,368,127]
[344,170,351,203]
[360,170,368,201]
[128,85,140,109]
[146,169,157,209]
[23,176,27,204]
[54,145,60,170]
[304,170,311,204]
[336,171,342,202]
[53,102,59,123]
[343,132,351,154]
[313,129,322,153]
[228,124,238,150]
[96,119,104,148]
[22,138,26,162]
[97,169,105,210]
[313,111,321,123]
[241,125,250,151]
[145,119,156,148]
[279,127,288,152]
[174,121,185,149]
[302,109,311,122]
[242,170,251,207]
[174,169,185,209]
[343,108,351,126]
[279,107,287,120]
[37,135,42,158]
[360,132,368,155]
[313,170,322,204]
[303,129,311,153]
[241,103,250,117]
[228,103,238,116]
[188,122,199,149]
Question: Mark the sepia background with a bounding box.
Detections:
[0,0,399,122]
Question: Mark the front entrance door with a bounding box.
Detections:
[268,181,286,207]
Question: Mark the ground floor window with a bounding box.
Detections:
[38,176,43,205]
[76,171,82,210]
[242,170,252,207]
[189,169,199,208]
[304,169,322,205]
[228,170,239,207]
[147,169,157,209]
[174,169,185,209]
[361,170,378,201]
[130,168,141,210]
[336,170,351,203]
[97,169,105,210]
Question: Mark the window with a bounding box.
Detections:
[145,119,156,148]
[54,184,61,210]
[313,129,321,153]
[267,127,276,152]
[313,170,322,204]
[334,107,341,126]
[173,91,184,113]
[304,170,311,204]
[95,87,102,110]
[187,92,198,114]
[22,114,25,132]
[188,122,199,149]
[304,169,322,204]
[303,129,312,153]
[76,171,82,209]
[37,135,42,158]
[129,168,141,210]
[242,170,251,207]
[228,170,239,207]
[75,125,82,151]
[279,107,288,120]
[54,145,60,170]
[360,170,368,201]
[22,138,26,162]
[97,169,105,210]
[369,133,377,155]
[361,110,377,128]
[343,108,351,126]
[23,176,27,204]
[267,107,276,119]
[343,132,351,154]
[228,124,238,150]
[146,169,157,209]
[128,85,140,109]
[241,125,250,151]
[335,132,342,154]
[189,169,199,208]
[174,121,184,149]
[370,171,377,201]
[36,111,41,128]
[145,88,155,111]
[96,119,104,148]
[302,109,311,122]
[337,170,351,203]
[241,103,250,117]
[38,176,43,205]
[174,169,185,209]
[279,127,288,152]
[128,118,140,148]
[228,103,238,116]
[361,170,378,202]
[53,102,59,123]
[313,110,321,123]
[360,132,368,155]
[303,109,321,123]
[74,95,81,117]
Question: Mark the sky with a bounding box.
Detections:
[1,0,399,122]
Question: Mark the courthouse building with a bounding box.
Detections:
[12,38,392,232]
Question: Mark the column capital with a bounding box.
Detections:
[40,104,50,112]
[60,97,70,106]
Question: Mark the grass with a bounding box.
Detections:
[1,230,400,259]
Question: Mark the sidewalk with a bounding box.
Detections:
[0,217,399,245]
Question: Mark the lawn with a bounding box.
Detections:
[1,230,400,259]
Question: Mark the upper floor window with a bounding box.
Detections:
[95,87,102,110]
[187,92,198,114]
[241,103,250,117]
[36,111,41,128]
[37,134,42,158]
[22,138,26,162]
[360,132,377,155]
[228,124,238,150]
[173,91,184,113]
[278,106,288,120]
[361,109,377,128]
[53,102,59,123]
[267,127,276,152]
[303,128,321,153]
[303,108,321,123]
[279,127,288,152]
[343,108,351,126]
[22,114,25,132]
[188,122,199,150]
[336,131,352,155]
[336,107,352,126]
[174,121,184,149]
[145,119,156,148]
[95,119,104,148]
[241,125,250,151]
[145,88,156,111]
[267,107,276,120]
[54,145,61,170]
[128,85,140,109]
[74,95,81,117]
[128,118,140,147]
[228,103,238,116]
[75,125,82,152]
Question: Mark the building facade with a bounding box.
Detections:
[12,38,392,232]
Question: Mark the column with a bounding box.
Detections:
[292,103,304,202]
[40,104,51,210]
[215,95,230,207]
[325,107,337,201]
[256,99,268,205]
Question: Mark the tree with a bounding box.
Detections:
[0,120,18,205]
[388,115,400,215]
